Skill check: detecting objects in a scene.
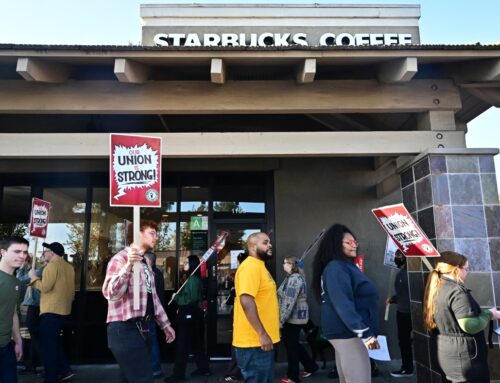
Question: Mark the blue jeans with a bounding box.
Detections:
[108,321,153,383]
[234,346,275,383]
[40,314,71,383]
[148,321,162,375]
[0,342,17,383]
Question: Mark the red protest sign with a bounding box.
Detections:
[110,134,162,207]
[372,203,440,257]
[29,198,51,238]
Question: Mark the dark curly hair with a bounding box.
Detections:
[312,224,357,301]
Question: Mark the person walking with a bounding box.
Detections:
[103,220,175,383]
[0,236,28,383]
[233,232,280,383]
[423,251,500,383]
[29,242,75,383]
[312,224,379,383]
[278,256,318,383]
[166,255,211,382]
[385,249,413,378]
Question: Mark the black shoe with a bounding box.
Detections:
[59,371,75,382]
[191,369,212,377]
[390,369,414,378]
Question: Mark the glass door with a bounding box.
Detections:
[207,224,264,359]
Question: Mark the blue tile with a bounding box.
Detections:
[402,184,416,213]
[431,175,450,205]
[454,238,491,271]
[485,206,500,237]
[447,155,479,173]
[489,238,500,271]
[449,174,482,205]
[401,167,414,188]
[430,156,447,175]
[479,156,496,173]
[418,207,436,240]
[414,158,430,181]
[434,205,453,239]
[452,206,487,238]
[416,176,433,211]
[481,174,499,205]
[436,239,454,252]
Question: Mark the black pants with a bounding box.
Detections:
[282,323,318,383]
[25,305,42,370]
[396,311,413,371]
[173,308,209,378]
[108,321,153,383]
[39,314,70,383]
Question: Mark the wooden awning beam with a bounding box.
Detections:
[0,79,461,114]
[0,131,466,159]
[16,57,69,83]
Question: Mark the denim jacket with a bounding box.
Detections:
[277,273,309,326]
[16,266,43,306]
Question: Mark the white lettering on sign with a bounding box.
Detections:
[153,32,413,47]
[32,205,48,228]
[113,144,159,200]
[380,213,424,252]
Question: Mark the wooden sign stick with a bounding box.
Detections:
[133,206,141,310]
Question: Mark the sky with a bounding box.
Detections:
[0,0,499,189]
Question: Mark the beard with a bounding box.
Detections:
[256,247,271,260]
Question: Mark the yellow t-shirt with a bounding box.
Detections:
[232,256,280,347]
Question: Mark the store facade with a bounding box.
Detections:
[0,4,499,381]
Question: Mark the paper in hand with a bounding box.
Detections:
[368,335,391,361]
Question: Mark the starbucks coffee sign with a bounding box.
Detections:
[153,31,413,47]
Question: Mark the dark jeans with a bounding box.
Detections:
[40,313,70,383]
[282,323,318,382]
[173,310,209,378]
[224,347,243,379]
[108,321,153,383]
[26,305,42,370]
[0,342,17,383]
[234,346,275,383]
[148,321,162,375]
[396,311,413,371]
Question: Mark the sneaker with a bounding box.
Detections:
[390,369,414,378]
[279,376,295,383]
[300,371,314,379]
[59,371,75,382]
[218,376,241,382]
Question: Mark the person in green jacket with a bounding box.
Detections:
[166,255,211,382]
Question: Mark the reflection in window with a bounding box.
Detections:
[37,188,86,291]
[0,186,31,237]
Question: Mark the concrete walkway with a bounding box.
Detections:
[18,360,417,383]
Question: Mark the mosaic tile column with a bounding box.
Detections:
[399,149,500,383]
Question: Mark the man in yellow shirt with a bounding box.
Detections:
[233,232,279,383]
[29,242,75,383]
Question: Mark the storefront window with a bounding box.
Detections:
[0,186,31,237]
[37,188,86,291]
[179,186,209,286]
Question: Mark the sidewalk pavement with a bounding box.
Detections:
[18,360,417,383]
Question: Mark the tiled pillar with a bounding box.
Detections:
[399,149,500,383]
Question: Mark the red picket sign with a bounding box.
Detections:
[372,203,439,257]
[29,198,51,238]
[110,134,162,207]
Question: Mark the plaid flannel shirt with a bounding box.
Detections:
[102,248,171,330]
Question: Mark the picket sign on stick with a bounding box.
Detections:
[300,228,326,261]
[384,268,397,321]
[109,133,162,311]
[168,231,229,306]
[29,198,51,268]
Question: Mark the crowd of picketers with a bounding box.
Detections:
[1,221,499,383]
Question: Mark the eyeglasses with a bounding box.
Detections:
[342,240,359,247]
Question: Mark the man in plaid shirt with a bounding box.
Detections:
[103,220,175,383]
